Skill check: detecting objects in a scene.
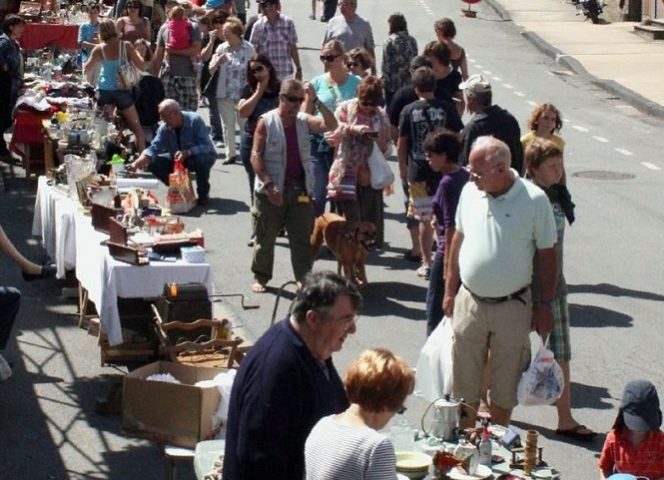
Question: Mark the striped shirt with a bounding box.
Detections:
[305,415,398,480]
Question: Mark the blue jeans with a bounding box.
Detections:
[240,132,255,200]
[322,0,338,20]
[0,286,21,350]
[149,153,216,198]
[425,252,445,335]
[310,134,334,216]
[207,91,224,142]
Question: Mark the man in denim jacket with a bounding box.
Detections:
[130,99,217,204]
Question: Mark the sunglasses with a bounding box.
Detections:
[281,94,305,104]
[250,65,265,74]
[396,406,407,415]
[320,54,340,63]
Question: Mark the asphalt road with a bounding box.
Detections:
[1,0,664,478]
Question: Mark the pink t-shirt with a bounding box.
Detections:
[167,18,191,50]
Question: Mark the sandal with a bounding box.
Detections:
[555,424,596,443]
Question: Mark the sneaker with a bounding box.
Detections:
[416,265,431,280]
[222,155,238,165]
[309,14,315,19]
[247,234,255,247]
[0,354,12,381]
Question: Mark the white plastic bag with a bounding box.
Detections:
[368,143,395,190]
[517,333,564,406]
[415,316,454,402]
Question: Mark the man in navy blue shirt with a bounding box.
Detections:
[222,271,361,480]
[130,99,217,205]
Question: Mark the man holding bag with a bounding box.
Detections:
[130,99,216,205]
[443,136,557,427]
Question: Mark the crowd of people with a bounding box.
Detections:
[1,0,663,477]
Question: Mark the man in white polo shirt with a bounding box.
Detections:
[443,136,557,427]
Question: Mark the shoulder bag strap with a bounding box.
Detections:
[119,40,126,66]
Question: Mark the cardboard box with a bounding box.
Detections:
[122,361,225,448]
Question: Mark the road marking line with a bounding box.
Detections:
[642,162,661,170]
[615,147,633,156]
[514,91,525,97]
[527,100,538,106]
[483,70,492,75]
[502,83,513,89]
[592,136,609,143]
[572,125,589,132]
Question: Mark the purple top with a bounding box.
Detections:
[284,123,304,183]
[431,167,469,255]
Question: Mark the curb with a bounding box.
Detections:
[483,0,664,119]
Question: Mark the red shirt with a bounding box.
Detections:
[599,429,664,478]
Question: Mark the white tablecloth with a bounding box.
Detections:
[73,209,214,346]
[32,176,77,279]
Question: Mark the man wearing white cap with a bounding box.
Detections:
[458,74,523,174]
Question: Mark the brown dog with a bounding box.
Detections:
[311,213,377,287]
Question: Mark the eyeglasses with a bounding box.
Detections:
[320,54,340,63]
[469,166,500,181]
[250,65,265,74]
[396,406,407,415]
[281,94,305,104]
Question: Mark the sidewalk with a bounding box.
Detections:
[485,0,664,118]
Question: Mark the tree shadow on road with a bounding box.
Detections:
[510,420,605,453]
[361,281,427,320]
[180,197,249,218]
[568,283,664,303]
[569,303,632,328]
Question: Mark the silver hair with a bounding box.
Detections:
[159,99,181,113]
[471,136,511,168]
[280,78,303,95]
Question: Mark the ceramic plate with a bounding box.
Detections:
[448,464,493,480]
[395,451,431,472]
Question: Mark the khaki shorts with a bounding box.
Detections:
[407,181,433,221]
[451,285,532,410]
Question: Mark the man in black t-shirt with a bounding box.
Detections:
[458,74,523,173]
[387,55,432,263]
[397,67,463,280]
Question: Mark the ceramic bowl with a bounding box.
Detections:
[395,451,431,479]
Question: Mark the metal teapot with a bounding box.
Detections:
[431,395,461,441]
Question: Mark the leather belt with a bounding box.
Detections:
[463,284,528,306]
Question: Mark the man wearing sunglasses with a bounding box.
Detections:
[250,0,302,80]
[322,0,376,75]
[249,79,337,293]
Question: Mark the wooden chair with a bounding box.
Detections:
[151,304,244,369]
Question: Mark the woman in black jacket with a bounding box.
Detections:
[0,15,26,159]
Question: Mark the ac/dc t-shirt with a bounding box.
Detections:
[398,98,463,183]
